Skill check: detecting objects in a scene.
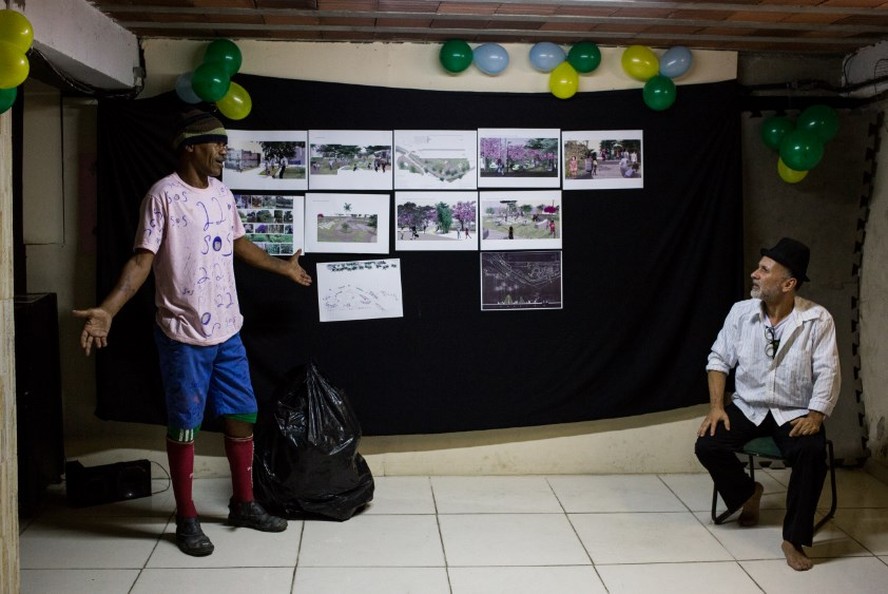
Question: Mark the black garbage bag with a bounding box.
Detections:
[254,361,374,521]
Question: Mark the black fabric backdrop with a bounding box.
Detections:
[95,75,743,435]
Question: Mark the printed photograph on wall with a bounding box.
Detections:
[224,129,308,191]
[235,193,304,256]
[562,130,644,190]
[304,192,391,254]
[479,190,562,251]
[477,128,561,188]
[395,191,478,252]
[480,250,563,311]
[308,130,393,191]
[393,130,478,190]
[317,258,404,323]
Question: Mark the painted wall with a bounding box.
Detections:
[20,41,883,478]
[860,95,888,472]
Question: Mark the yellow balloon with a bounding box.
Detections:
[216,81,252,120]
[621,45,659,81]
[777,157,808,184]
[0,9,34,53]
[0,40,29,89]
[548,61,579,99]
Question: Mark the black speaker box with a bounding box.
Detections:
[65,459,152,507]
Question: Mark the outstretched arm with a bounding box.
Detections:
[72,249,154,356]
[233,236,312,286]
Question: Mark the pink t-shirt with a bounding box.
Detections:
[134,172,246,346]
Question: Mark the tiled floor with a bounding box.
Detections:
[18,468,888,593]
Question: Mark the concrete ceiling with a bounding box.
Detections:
[87,0,888,56]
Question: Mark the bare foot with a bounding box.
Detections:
[782,540,814,571]
[738,482,763,527]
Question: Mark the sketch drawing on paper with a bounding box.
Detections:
[317,259,404,322]
[480,251,563,311]
[394,130,478,190]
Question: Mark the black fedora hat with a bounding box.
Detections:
[761,237,810,282]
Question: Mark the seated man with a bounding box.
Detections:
[695,237,840,571]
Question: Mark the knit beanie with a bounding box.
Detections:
[172,110,228,151]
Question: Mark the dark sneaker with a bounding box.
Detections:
[227,499,288,532]
[175,516,214,557]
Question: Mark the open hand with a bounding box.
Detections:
[286,249,312,286]
[72,307,112,356]
[697,408,730,437]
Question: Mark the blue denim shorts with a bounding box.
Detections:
[153,326,257,431]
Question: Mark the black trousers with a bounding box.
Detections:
[694,404,827,547]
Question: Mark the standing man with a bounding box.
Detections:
[695,237,840,571]
[74,110,313,557]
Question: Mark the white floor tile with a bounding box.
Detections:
[448,566,607,594]
[830,468,888,508]
[131,568,295,594]
[16,471,888,594]
[19,515,167,569]
[658,473,720,512]
[298,514,445,567]
[439,514,590,566]
[189,477,238,517]
[831,508,888,555]
[659,472,787,514]
[697,509,868,561]
[741,555,888,593]
[596,561,762,594]
[570,512,733,564]
[21,569,140,594]
[362,476,436,515]
[432,476,562,514]
[294,567,450,594]
[146,516,303,568]
[548,474,686,513]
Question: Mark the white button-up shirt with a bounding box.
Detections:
[706,296,841,426]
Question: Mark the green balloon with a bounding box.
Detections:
[797,104,839,143]
[0,85,16,114]
[204,38,242,76]
[779,129,824,171]
[642,75,676,111]
[567,41,601,74]
[191,61,231,102]
[761,116,795,151]
[439,39,473,73]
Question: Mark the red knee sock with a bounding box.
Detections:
[224,434,255,504]
[166,438,197,519]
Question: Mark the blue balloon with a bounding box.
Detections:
[175,72,202,104]
[528,42,565,73]
[473,43,510,75]
[659,46,693,79]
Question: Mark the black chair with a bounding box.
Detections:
[711,436,837,533]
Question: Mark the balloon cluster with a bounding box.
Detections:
[760,105,839,183]
[439,40,510,76]
[529,41,601,100]
[621,45,693,111]
[438,39,602,100]
[175,39,252,120]
[0,9,34,115]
